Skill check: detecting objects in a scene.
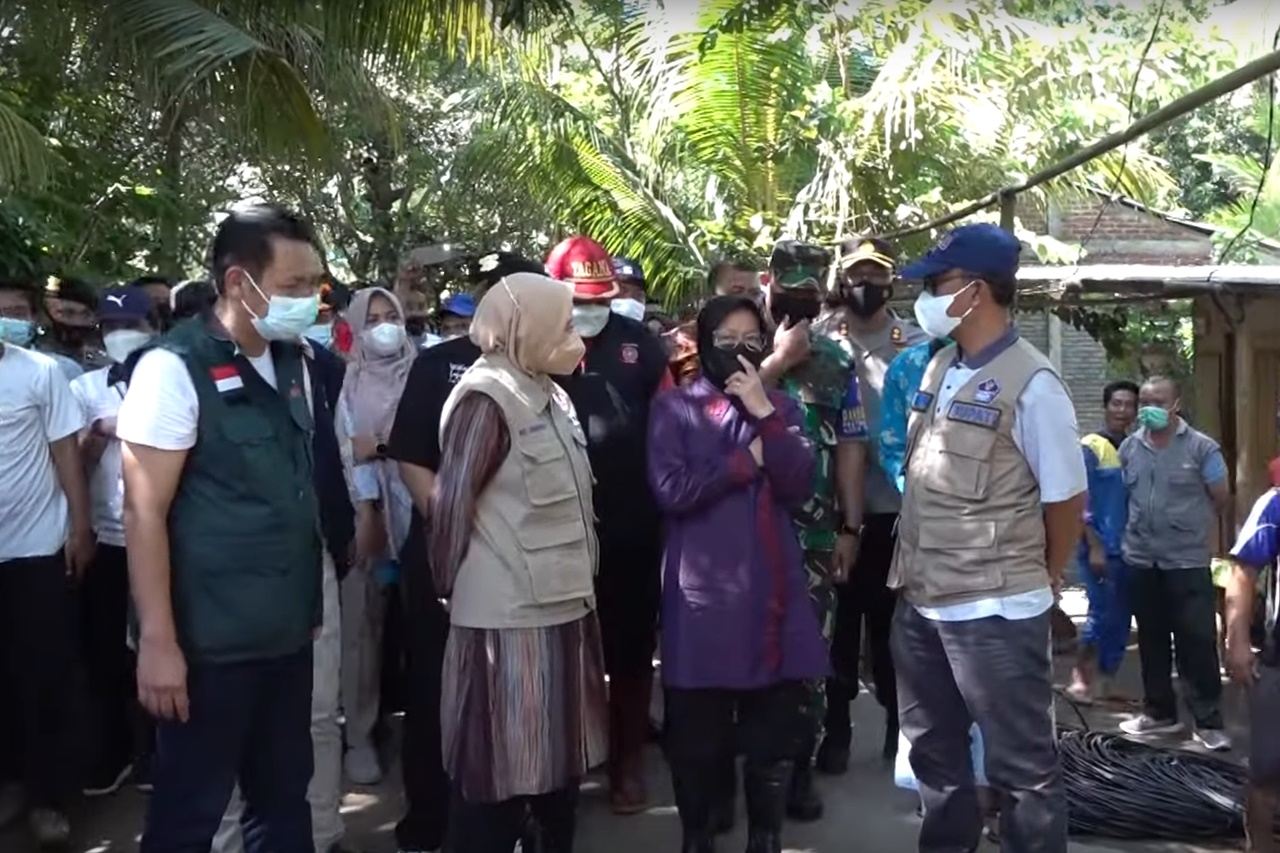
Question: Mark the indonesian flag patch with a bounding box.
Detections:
[210,364,244,394]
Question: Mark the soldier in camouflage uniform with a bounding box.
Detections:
[758,240,868,823]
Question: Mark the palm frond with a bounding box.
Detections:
[0,94,59,190]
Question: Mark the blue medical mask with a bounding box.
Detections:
[0,317,35,347]
[239,270,319,342]
[305,323,334,348]
[1137,404,1172,431]
[610,298,646,323]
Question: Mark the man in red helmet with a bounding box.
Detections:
[545,236,672,815]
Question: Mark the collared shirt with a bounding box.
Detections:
[912,326,1086,622]
[881,339,941,494]
[1230,488,1280,650]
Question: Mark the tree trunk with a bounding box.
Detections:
[158,106,187,280]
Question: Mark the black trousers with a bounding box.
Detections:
[396,523,451,852]
[665,681,807,838]
[447,784,579,853]
[0,553,78,808]
[893,601,1065,853]
[79,543,138,774]
[595,548,661,678]
[1130,565,1223,728]
[825,513,898,746]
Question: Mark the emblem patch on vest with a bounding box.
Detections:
[621,343,639,364]
[890,325,903,344]
[947,401,1001,430]
[210,364,243,394]
[910,390,933,412]
[973,378,1001,404]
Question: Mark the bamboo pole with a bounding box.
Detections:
[883,47,1280,240]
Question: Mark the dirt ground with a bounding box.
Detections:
[0,589,1249,853]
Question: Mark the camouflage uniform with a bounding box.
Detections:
[779,332,868,725]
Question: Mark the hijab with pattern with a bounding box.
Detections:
[470,272,582,377]
[343,286,416,438]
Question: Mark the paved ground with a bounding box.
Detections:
[1,590,1247,852]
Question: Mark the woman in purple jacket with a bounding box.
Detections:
[648,294,827,853]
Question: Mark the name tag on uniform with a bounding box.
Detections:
[911,390,934,412]
[947,401,1001,430]
[518,422,548,437]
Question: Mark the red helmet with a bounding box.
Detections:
[545,236,618,302]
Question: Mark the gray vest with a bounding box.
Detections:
[1119,421,1220,570]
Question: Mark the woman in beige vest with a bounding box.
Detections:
[429,273,608,853]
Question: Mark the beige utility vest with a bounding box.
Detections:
[439,355,599,630]
[890,338,1058,608]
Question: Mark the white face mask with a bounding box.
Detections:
[363,322,407,357]
[610,298,646,323]
[913,281,975,340]
[239,269,319,341]
[103,329,153,364]
[571,304,611,338]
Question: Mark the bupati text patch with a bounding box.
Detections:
[947,400,1001,429]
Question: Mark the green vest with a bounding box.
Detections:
[158,319,322,663]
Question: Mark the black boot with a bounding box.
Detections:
[881,714,899,764]
[744,759,790,853]
[671,762,718,853]
[814,735,850,776]
[710,756,736,835]
[785,734,823,823]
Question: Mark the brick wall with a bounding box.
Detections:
[1009,193,1214,430]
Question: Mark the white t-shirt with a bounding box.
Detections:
[915,364,1088,622]
[70,366,128,547]
[117,348,278,451]
[0,344,84,560]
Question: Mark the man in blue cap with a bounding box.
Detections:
[610,257,648,323]
[436,292,475,341]
[890,223,1086,853]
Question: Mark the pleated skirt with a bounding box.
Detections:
[441,612,609,803]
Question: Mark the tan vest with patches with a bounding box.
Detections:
[440,354,598,630]
[889,338,1057,608]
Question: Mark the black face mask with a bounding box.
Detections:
[52,321,94,349]
[769,291,821,325]
[841,281,891,319]
[702,344,767,390]
[405,316,428,339]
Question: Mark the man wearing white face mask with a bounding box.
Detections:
[545,236,672,815]
[118,203,330,853]
[609,256,649,324]
[891,223,1086,853]
[69,285,157,800]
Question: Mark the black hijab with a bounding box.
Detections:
[696,294,769,389]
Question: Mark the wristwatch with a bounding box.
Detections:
[839,522,862,537]
[374,442,388,459]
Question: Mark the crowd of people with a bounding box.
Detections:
[0,201,1273,853]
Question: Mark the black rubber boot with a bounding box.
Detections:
[814,735,850,776]
[710,757,736,835]
[744,759,790,853]
[671,760,718,853]
[882,714,899,764]
[785,733,823,823]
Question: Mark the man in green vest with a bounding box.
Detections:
[118,204,327,853]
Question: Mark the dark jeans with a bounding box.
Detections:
[1130,565,1223,728]
[0,553,78,808]
[448,784,579,853]
[79,543,139,774]
[893,601,1065,853]
[665,681,807,839]
[141,647,314,853]
[396,528,451,852]
[826,513,898,746]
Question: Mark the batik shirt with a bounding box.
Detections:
[880,339,938,494]
[779,333,867,552]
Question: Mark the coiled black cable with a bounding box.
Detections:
[1058,726,1249,840]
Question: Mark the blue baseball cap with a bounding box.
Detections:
[900,223,1023,281]
[611,257,645,287]
[98,286,151,322]
[440,292,476,318]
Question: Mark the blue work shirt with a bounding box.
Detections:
[1079,433,1127,561]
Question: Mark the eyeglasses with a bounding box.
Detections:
[712,333,766,352]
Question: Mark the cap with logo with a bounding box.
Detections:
[98,286,152,322]
[900,223,1023,281]
[440,292,477,318]
[768,240,832,289]
[837,236,896,270]
[469,251,547,291]
[611,257,645,289]
[545,236,619,302]
[44,275,99,309]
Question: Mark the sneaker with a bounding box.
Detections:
[1119,715,1183,736]
[83,760,134,797]
[344,745,383,786]
[29,808,70,848]
[1194,728,1232,752]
